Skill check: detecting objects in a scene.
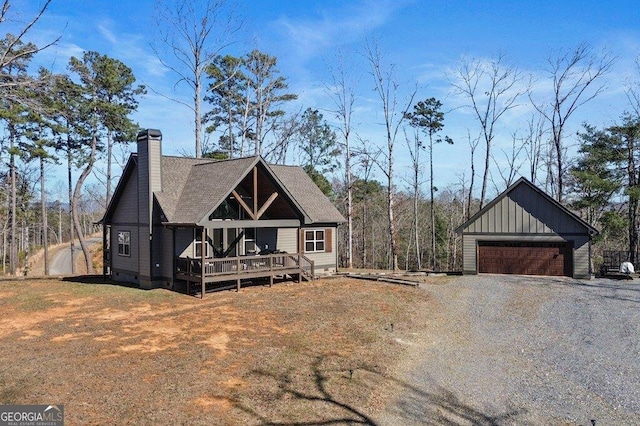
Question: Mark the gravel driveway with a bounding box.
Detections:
[382,274,640,425]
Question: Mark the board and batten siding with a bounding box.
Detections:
[110,227,139,282]
[153,224,174,286]
[572,235,591,279]
[460,183,593,279]
[466,185,585,235]
[111,167,138,224]
[109,162,140,284]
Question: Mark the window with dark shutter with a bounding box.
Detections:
[303,229,327,253]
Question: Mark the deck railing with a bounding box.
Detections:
[176,253,310,280]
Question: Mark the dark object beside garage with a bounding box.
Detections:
[456,178,598,279]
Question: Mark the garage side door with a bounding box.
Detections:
[478,242,572,276]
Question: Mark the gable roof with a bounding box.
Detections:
[161,156,260,224]
[141,155,344,226]
[270,164,346,224]
[455,177,599,235]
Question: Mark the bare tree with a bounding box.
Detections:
[365,40,416,271]
[522,112,547,185]
[153,0,241,158]
[451,54,525,210]
[465,129,480,219]
[326,52,357,269]
[491,130,527,189]
[531,43,614,202]
[625,55,640,117]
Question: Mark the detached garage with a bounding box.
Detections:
[456,178,598,279]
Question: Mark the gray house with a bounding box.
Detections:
[101,129,345,295]
[456,177,598,279]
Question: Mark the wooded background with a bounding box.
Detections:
[2,0,639,275]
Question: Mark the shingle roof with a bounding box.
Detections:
[166,156,259,224]
[154,156,214,222]
[152,155,345,225]
[270,164,346,224]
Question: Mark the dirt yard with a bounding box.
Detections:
[0,275,438,425]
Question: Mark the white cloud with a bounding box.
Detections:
[97,23,118,45]
[273,0,410,60]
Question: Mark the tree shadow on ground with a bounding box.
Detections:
[233,356,527,425]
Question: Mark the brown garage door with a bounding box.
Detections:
[478,242,572,276]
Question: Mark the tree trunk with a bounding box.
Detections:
[346,147,353,270]
[555,129,564,203]
[362,201,367,268]
[67,144,75,274]
[430,140,436,269]
[106,130,113,210]
[466,138,476,220]
[195,66,203,158]
[480,136,491,210]
[388,160,399,271]
[72,134,98,274]
[629,135,639,264]
[41,157,49,275]
[9,135,17,276]
[414,184,421,270]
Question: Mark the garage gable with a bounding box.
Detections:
[456,177,598,236]
[456,178,598,279]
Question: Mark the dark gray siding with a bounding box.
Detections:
[110,226,139,284]
[466,185,585,235]
[151,224,173,287]
[460,184,594,279]
[110,161,140,284]
[111,167,138,224]
[573,235,591,279]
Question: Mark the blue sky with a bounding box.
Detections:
[8,0,640,200]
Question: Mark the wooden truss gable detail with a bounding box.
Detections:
[231,166,279,220]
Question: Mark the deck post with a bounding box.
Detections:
[269,255,273,287]
[297,253,301,283]
[201,227,205,299]
[236,256,242,292]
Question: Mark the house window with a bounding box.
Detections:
[117,231,130,256]
[305,230,325,253]
[194,228,210,258]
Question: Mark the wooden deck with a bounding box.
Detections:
[176,253,314,297]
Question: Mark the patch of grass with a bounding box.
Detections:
[18,294,56,311]
[0,276,437,424]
